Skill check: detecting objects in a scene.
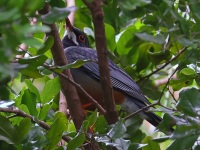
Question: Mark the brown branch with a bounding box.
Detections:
[58,0,76,120]
[38,3,85,130]
[82,0,118,125]
[137,47,187,83]
[0,107,71,142]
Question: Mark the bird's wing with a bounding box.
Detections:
[65,46,150,105]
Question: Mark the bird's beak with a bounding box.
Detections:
[65,17,74,31]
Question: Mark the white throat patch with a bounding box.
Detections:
[65,29,79,45]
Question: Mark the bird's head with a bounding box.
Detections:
[62,18,89,48]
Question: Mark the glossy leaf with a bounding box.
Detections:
[181,68,195,76]
[142,136,160,150]
[0,116,31,144]
[107,119,126,139]
[25,79,41,102]
[21,89,38,116]
[37,35,54,55]
[40,77,61,104]
[177,88,200,117]
[46,112,68,149]
[67,133,85,150]
[136,33,165,44]
[116,26,137,55]
[105,23,116,51]
[87,109,98,127]
[54,59,93,72]
[167,134,198,150]
[39,6,77,24]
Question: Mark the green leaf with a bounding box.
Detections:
[116,26,137,55]
[107,119,126,139]
[27,0,45,15]
[169,76,194,91]
[18,24,50,35]
[54,59,92,72]
[21,89,38,116]
[188,0,200,21]
[0,8,19,23]
[148,49,171,65]
[25,79,41,102]
[105,23,116,51]
[181,68,195,76]
[177,88,200,117]
[124,116,143,139]
[0,115,31,144]
[87,109,98,127]
[38,104,52,120]
[14,118,31,143]
[18,55,48,66]
[46,112,68,149]
[19,55,47,78]
[136,43,150,72]
[152,136,171,143]
[157,113,175,135]
[67,133,85,150]
[37,36,54,55]
[22,126,48,149]
[20,69,43,78]
[142,136,160,150]
[0,115,16,144]
[94,116,108,134]
[40,77,61,104]
[22,37,44,49]
[114,138,131,150]
[119,0,151,11]
[167,134,198,150]
[177,37,193,46]
[39,6,77,24]
[136,33,165,44]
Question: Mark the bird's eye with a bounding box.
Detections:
[78,35,85,43]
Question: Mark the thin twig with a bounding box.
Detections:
[0,107,72,142]
[167,86,177,102]
[125,47,195,120]
[125,103,157,120]
[137,47,187,83]
[44,64,106,115]
[157,47,195,102]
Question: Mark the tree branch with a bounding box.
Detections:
[82,0,118,125]
[0,107,72,142]
[38,3,85,130]
[58,0,76,119]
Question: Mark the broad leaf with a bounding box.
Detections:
[0,116,31,144]
[67,133,85,150]
[46,112,68,149]
[107,119,126,139]
[142,136,160,150]
[40,77,61,104]
[176,88,200,117]
[39,6,76,24]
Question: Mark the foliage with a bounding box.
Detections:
[0,0,200,149]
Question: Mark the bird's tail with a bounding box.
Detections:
[144,111,162,127]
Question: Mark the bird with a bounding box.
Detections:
[62,21,163,128]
